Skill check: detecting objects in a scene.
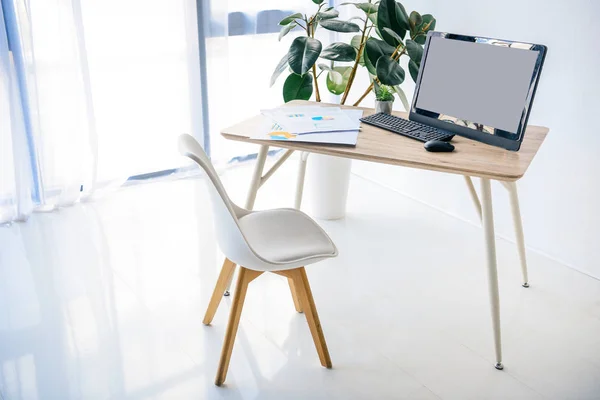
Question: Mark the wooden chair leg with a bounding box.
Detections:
[215,267,262,386]
[203,258,236,325]
[288,277,303,313]
[278,268,332,368]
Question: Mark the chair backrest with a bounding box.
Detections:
[178,134,265,268]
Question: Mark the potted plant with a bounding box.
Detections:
[374,82,395,114]
[271,0,437,219]
[271,0,436,108]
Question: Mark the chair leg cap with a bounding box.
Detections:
[522,282,530,288]
[223,290,230,297]
[495,362,504,370]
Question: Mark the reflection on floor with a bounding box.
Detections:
[1,161,599,400]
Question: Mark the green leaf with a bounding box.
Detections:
[414,33,427,45]
[312,0,325,4]
[373,80,381,97]
[270,53,289,87]
[347,16,366,23]
[374,82,395,101]
[288,37,322,75]
[317,9,339,20]
[350,35,365,66]
[376,56,405,86]
[341,2,378,14]
[328,71,343,86]
[419,14,436,33]
[369,12,385,42]
[363,45,376,75]
[414,14,435,43]
[395,3,410,31]
[279,22,297,41]
[382,28,403,45]
[283,73,313,102]
[279,12,303,26]
[377,0,407,46]
[318,63,343,85]
[408,59,420,83]
[368,12,378,25]
[364,37,396,75]
[350,35,362,49]
[320,42,357,62]
[358,2,379,14]
[318,19,361,33]
[326,66,352,95]
[406,40,423,65]
[409,11,422,32]
[365,38,396,60]
[392,85,410,111]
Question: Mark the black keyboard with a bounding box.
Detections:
[360,113,454,143]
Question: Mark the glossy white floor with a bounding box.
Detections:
[1,159,599,400]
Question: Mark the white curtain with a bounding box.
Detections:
[1,0,329,225]
[1,0,99,224]
[1,0,204,225]
[80,0,203,180]
[0,2,32,223]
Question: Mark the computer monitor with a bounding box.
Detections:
[410,32,547,151]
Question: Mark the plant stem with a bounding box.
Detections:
[308,14,321,102]
[353,82,373,107]
[340,15,369,105]
[298,21,308,33]
[312,64,321,102]
[353,47,406,107]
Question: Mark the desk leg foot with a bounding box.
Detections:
[495,362,504,370]
[481,178,504,369]
[522,282,529,288]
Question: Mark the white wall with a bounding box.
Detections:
[352,0,600,278]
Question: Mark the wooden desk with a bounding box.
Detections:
[219,100,549,370]
[222,100,548,182]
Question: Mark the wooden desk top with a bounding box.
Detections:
[221,100,549,181]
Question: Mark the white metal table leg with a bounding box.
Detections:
[480,178,504,370]
[505,181,529,287]
[463,176,482,220]
[224,145,270,295]
[295,152,309,209]
[468,177,529,288]
[245,145,270,209]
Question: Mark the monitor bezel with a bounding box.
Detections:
[409,31,547,151]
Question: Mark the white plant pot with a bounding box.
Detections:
[307,153,352,220]
[375,100,394,114]
[303,93,352,220]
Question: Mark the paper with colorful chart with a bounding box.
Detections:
[261,106,359,134]
[251,108,363,146]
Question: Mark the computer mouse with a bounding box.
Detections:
[424,140,455,152]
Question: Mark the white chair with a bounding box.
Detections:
[178,134,338,386]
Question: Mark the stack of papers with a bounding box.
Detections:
[251,106,363,146]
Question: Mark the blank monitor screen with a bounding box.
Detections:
[414,36,539,135]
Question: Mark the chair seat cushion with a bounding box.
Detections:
[237,208,337,269]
